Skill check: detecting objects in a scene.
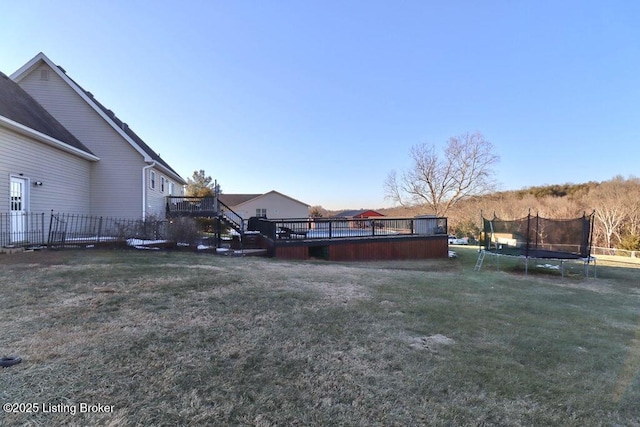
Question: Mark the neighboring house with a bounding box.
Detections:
[0,71,99,238]
[219,191,309,220]
[7,52,186,220]
[333,209,384,219]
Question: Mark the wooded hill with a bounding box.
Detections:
[318,177,640,250]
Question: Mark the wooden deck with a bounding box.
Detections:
[268,234,449,261]
[166,196,244,233]
[165,196,219,218]
[248,217,449,261]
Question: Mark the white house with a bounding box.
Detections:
[219,191,309,220]
[7,52,186,220]
[1,70,99,241]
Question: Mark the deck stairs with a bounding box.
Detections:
[166,194,248,246]
[217,200,244,235]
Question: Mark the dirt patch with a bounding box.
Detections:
[407,334,455,352]
[552,280,616,294]
[159,263,225,271]
[0,249,68,265]
[244,261,373,304]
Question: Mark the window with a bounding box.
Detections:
[256,208,267,218]
[150,171,156,189]
[168,181,174,195]
[161,176,165,193]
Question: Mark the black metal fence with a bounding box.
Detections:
[2,212,449,248]
[0,211,168,248]
[48,212,167,247]
[0,212,48,247]
[248,216,448,241]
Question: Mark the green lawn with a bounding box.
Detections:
[1,248,639,426]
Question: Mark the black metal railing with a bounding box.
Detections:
[166,196,218,216]
[248,216,447,241]
[0,212,48,247]
[166,196,245,234]
[48,212,167,247]
[218,200,244,233]
[0,211,168,248]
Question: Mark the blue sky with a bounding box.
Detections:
[2,1,638,210]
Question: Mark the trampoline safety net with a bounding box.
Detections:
[481,212,594,259]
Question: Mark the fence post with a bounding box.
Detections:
[47,210,54,246]
[0,213,4,247]
[97,217,103,243]
[39,212,44,246]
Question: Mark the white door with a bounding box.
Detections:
[10,176,27,243]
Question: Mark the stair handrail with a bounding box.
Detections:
[217,200,244,233]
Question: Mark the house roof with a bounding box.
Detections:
[11,53,186,185]
[219,191,310,208]
[82,90,186,184]
[333,209,384,218]
[0,71,97,159]
[218,194,262,207]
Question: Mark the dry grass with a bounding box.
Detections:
[0,248,639,426]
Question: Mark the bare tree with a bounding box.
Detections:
[385,132,499,216]
[589,178,627,248]
[621,177,640,238]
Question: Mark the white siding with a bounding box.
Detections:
[18,63,146,219]
[0,127,91,214]
[145,169,179,218]
[234,193,309,219]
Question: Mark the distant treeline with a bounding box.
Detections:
[317,177,640,251]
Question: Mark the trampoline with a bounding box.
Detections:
[477,211,595,277]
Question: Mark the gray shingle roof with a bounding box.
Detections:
[59,68,185,183]
[82,88,184,181]
[219,194,262,207]
[0,72,94,155]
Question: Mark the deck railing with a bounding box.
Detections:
[166,196,245,234]
[218,200,244,233]
[166,196,219,216]
[248,216,447,241]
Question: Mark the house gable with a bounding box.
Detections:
[11,53,185,186]
[0,72,97,161]
[11,53,186,219]
[222,190,309,219]
[0,71,97,215]
[246,191,309,209]
[218,194,262,207]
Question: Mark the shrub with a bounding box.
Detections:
[618,233,640,251]
[167,217,201,246]
[139,214,167,240]
[196,217,229,235]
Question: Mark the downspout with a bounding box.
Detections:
[142,162,156,219]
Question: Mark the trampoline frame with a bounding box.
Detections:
[479,249,597,278]
[477,211,596,277]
